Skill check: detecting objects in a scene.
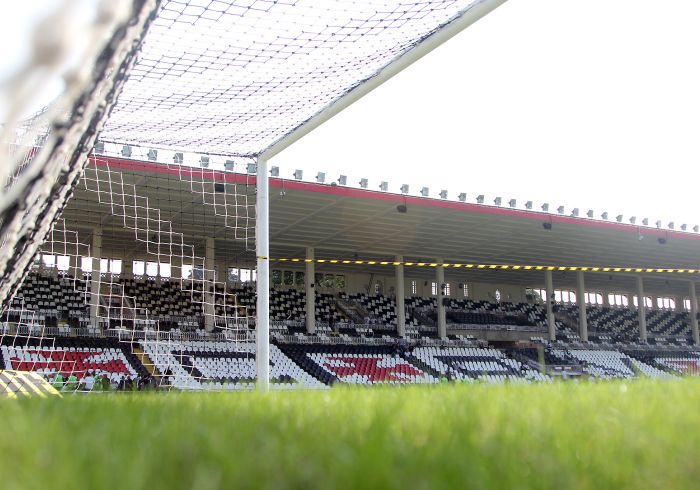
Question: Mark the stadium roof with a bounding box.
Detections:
[100,0,506,158]
[62,157,700,296]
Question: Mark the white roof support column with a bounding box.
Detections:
[204,237,216,332]
[545,270,556,342]
[256,157,270,392]
[89,227,102,329]
[395,255,405,337]
[689,281,699,345]
[436,260,447,339]
[636,276,647,343]
[602,290,610,307]
[305,247,316,334]
[576,270,588,342]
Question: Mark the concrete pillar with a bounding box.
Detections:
[395,255,406,337]
[545,270,556,342]
[602,290,610,307]
[576,270,588,342]
[68,253,79,279]
[305,247,316,334]
[651,295,658,310]
[204,237,216,332]
[626,293,635,309]
[636,276,647,343]
[689,282,699,345]
[90,228,102,328]
[675,295,686,313]
[436,260,446,339]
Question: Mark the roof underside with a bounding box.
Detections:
[100,0,500,157]
[60,158,700,296]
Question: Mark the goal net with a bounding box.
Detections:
[1,0,505,392]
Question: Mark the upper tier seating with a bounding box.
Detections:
[557,304,695,341]
[444,299,545,329]
[343,293,421,328]
[7,272,89,323]
[140,340,326,390]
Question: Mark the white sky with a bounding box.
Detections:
[270,0,700,228]
[2,0,699,227]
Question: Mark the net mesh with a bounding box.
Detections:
[100,0,487,156]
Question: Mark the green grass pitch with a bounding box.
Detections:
[2,379,700,489]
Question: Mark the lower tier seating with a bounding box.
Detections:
[140,340,326,390]
[625,350,700,376]
[412,346,549,383]
[547,348,670,379]
[0,336,147,383]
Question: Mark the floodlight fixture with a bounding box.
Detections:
[379,181,388,192]
[571,208,579,217]
[494,197,502,206]
[439,190,448,199]
[541,203,549,212]
[93,141,104,154]
[668,222,675,230]
[586,210,594,218]
[681,224,687,231]
[293,169,303,180]
[629,216,636,224]
[400,184,409,194]
[458,193,467,202]
[338,175,347,186]
[655,220,662,229]
[173,152,183,164]
[146,149,157,161]
[642,218,649,226]
[420,187,429,197]
[476,195,485,204]
[508,199,516,208]
[316,172,325,183]
[616,214,623,223]
[200,156,210,168]
[269,166,279,176]
[694,225,699,233]
[121,145,132,158]
[525,201,533,210]
[556,206,565,215]
[359,178,368,189]
[601,212,609,220]
[246,162,257,174]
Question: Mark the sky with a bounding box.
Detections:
[2,0,699,228]
[270,0,700,228]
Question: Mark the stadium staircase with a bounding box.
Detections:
[334,298,365,324]
[133,346,158,377]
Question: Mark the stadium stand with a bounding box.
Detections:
[4,270,700,390]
